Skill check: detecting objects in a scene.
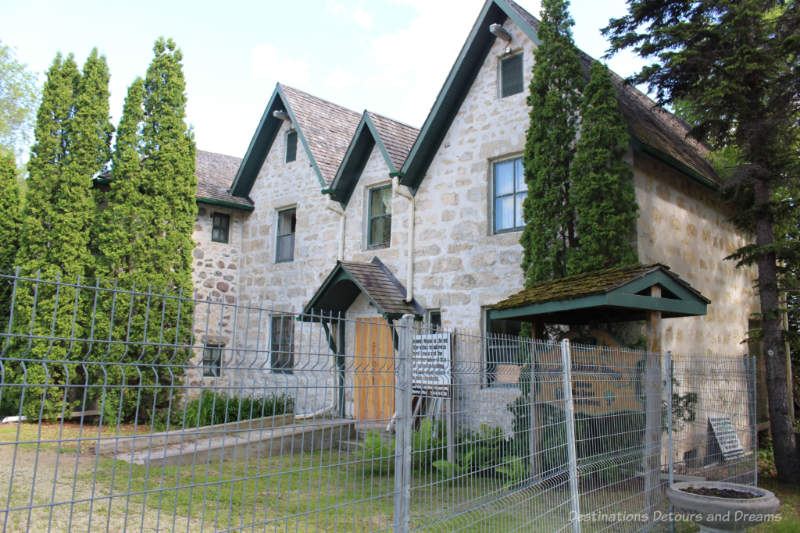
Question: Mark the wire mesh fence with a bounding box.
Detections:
[0,273,757,532]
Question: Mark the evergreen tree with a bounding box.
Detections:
[567,61,638,274]
[520,0,585,285]
[94,39,196,422]
[11,50,112,419]
[0,154,21,318]
[605,0,800,482]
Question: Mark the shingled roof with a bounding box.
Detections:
[280,84,362,185]
[304,257,424,319]
[366,111,420,171]
[490,263,709,323]
[504,0,718,186]
[195,150,253,209]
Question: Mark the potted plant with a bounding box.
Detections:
[665,480,780,531]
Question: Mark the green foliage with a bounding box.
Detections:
[567,61,638,275]
[94,38,196,423]
[359,431,395,476]
[151,390,294,431]
[412,418,447,471]
[0,154,21,315]
[604,0,800,482]
[431,424,516,484]
[10,50,111,420]
[0,41,40,159]
[520,0,585,285]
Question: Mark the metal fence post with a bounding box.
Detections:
[749,355,758,486]
[666,351,674,533]
[394,314,414,533]
[560,339,581,533]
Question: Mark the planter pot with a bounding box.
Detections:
[665,481,780,532]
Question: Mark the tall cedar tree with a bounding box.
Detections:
[10,51,112,419]
[605,0,800,482]
[94,39,196,422]
[0,154,21,317]
[567,61,638,275]
[520,0,585,284]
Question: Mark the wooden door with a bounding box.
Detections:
[354,318,395,421]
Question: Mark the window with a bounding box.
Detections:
[500,53,523,97]
[367,185,392,248]
[427,310,442,333]
[493,157,526,233]
[211,213,230,243]
[270,315,294,373]
[202,344,223,377]
[276,208,296,262]
[286,130,297,162]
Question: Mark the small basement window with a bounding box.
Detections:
[202,344,223,377]
[286,130,297,162]
[500,53,523,97]
[212,213,230,243]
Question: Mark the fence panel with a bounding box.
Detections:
[0,274,757,532]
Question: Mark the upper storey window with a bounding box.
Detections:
[286,130,297,162]
[276,208,296,263]
[500,53,523,97]
[493,157,526,233]
[211,213,230,243]
[367,185,392,249]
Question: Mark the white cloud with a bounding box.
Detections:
[250,43,311,87]
[325,66,359,90]
[324,2,374,30]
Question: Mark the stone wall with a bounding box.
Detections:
[187,204,245,389]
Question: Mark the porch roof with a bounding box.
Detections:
[303,257,424,320]
[489,264,710,324]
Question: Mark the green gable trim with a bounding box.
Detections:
[303,264,392,319]
[326,112,399,207]
[399,0,508,192]
[230,84,327,198]
[630,136,719,191]
[196,197,254,212]
[488,265,709,323]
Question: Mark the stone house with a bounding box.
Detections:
[187,0,758,426]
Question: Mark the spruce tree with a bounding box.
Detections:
[567,62,638,275]
[520,0,585,285]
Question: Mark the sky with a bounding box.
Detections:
[0,0,648,160]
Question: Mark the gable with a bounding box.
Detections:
[230,84,361,198]
[326,111,419,206]
[399,0,719,193]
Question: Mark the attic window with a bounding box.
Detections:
[286,130,297,162]
[500,53,523,97]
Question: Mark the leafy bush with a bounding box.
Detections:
[152,390,293,431]
[359,430,395,476]
[412,419,447,471]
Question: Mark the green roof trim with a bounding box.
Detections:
[489,263,709,323]
[326,112,400,207]
[630,137,719,191]
[399,0,509,192]
[196,197,254,211]
[230,84,327,198]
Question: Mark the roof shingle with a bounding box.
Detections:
[195,150,253,208]
[280,84,362,185]
[366,111,420,171]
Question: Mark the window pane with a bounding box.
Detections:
[271,316,294,373]
[494,160,514,196]
[276,234,295,262]
[286,131,297,162]
[515,192,527,228]
[501,54,523,97]
[369,216,390,247]
[515,158,526,191]
[370,186,391,217]
[278,209,295,236]
[495,196,513,231]
[212,213,230,243]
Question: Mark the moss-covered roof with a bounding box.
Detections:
[492,263,709,313]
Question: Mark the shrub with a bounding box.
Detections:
[152,390,293,431]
